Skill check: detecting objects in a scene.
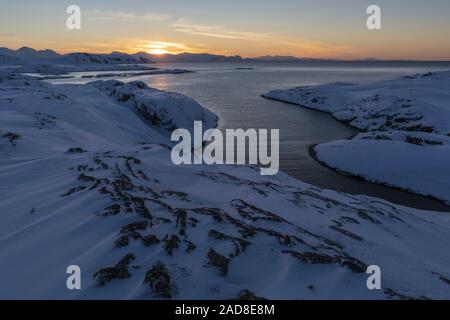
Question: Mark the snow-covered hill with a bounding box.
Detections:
[0,47,157,76]
[0,73,449,299]
[263,71,450,204]
[0,47,152,66]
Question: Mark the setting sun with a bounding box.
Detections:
[148,48,168,55]
[144,41,180,55]
[139,41,197,55]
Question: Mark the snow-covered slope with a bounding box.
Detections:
[0,73,449,300]
[263,71,450,204]
[0,47,156,75]
[0,47,151,66]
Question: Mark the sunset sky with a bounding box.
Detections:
[1,0,450,60]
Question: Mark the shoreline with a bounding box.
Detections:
[263,94,450,212]
[308,144,450,212]
[263,71,450,209]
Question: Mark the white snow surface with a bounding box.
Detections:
[0,73,449,300]
[264,71,450,204]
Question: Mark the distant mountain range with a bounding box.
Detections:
[0,46,328,65]
[0,47,446,66]
[0,47,152,66]
[133,52,333,63]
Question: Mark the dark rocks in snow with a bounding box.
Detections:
[330,226,364,241]
[173,209,188,234]
[230,199,287,223]
[93,157,109,170]
[283,249,367,273]
[93,253,136,286]
[162,190,190,202]
[112,174,134,192]
[163,234,181,256]
[207,248,230,276]
[384,288,417,300]
[406,136,424,145]
[405,135,443,146]
[208,229,250,257]
[136,169,150,180]
[131,196,152,219]
[341,257,367,273]
[432,272,450,286]
[233,289,267,300]
[60,185,87,197]
[115,231,143,248]
[143,262,173,299]
[141,234,161,246]
[283,250,339,264]
[67,147,87,153]
[114,235,129,248]
[354,209,381,224]
[77,173,96,182]
[120,220,149,234]
[33,112,57,129]
[101,204,121,216]
[184,239,197,253]
[2,132,21,145]
[53,138,443,298]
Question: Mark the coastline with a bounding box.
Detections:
[263,71,450,206]
[308,144,450,210]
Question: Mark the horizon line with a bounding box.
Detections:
[5,46,450,63]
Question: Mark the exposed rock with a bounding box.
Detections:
[141,234,161,246]
[207,248,230,276]
[143,262,172,298]
[93,253,136,286]
[283,250,339,264]
[163,234,181,256]
[233,289,267,300]
[120,220,149,233]
[114,235,129,248]
[67,147,88,153]
[3,132,21,145]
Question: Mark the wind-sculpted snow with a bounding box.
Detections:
[0,72,449,299]
[0,73,217,156]
[264,71,450,203]
[91,79,217,134]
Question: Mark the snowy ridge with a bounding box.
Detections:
[0,73,449,299]
[0,74,216,156]
[0,47,151,66]
[0,47,162,76]
[263,71,450,203]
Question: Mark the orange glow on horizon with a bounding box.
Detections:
[140,41,189,55]
[147,48,169,55]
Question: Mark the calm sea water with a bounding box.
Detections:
[50,61,450,211]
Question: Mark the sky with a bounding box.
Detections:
[1,0,450,60]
